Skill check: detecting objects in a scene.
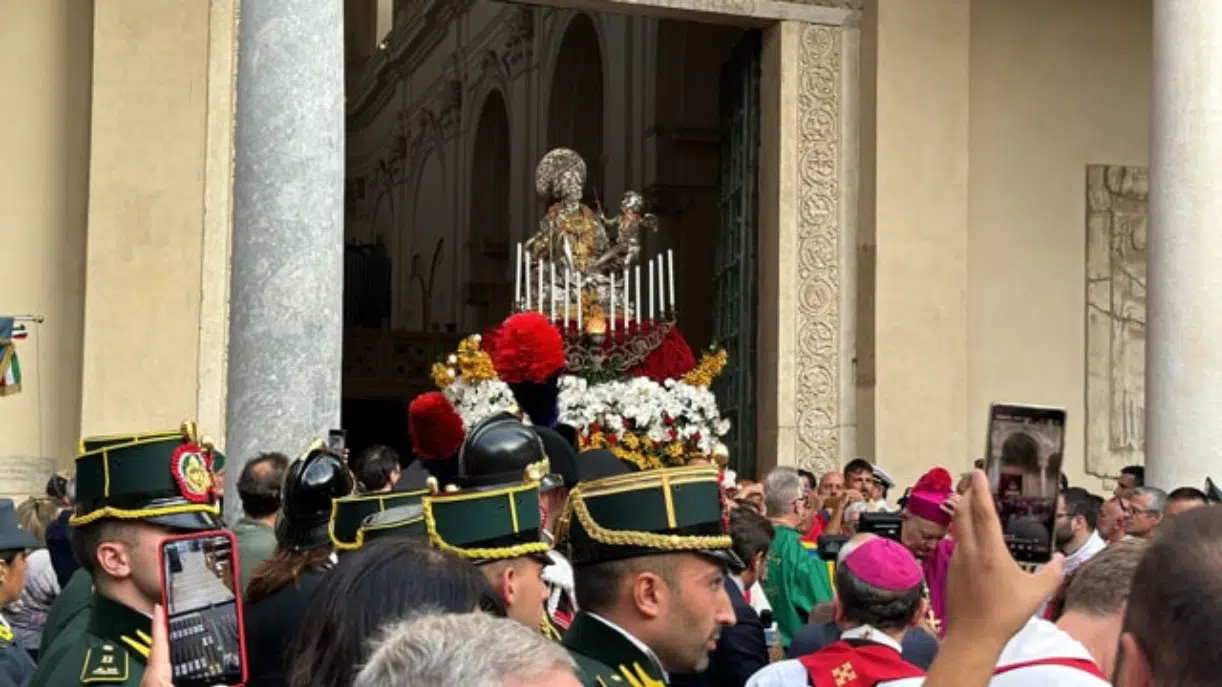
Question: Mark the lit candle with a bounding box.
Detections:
[514,243,522,307]
[648,260,655,321]
[634,265,641,330]
[524,249,532,310]
[667,249,676,312]
[563,267,570,329]
[550,262,557,320]
[576,272,583,330]
[610,272,617,334]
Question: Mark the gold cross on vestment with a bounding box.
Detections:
[833,661,858,686]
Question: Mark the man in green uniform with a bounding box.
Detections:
[557,465,739,687]
[421,414,556,633]
[30,422,224,686]
[760,466,834,649]
[38,430,186,656]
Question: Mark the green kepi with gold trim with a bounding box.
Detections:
[556,465,737,687]
[329,490,427,552]
[358,503,427,544]
[71,421,225,530]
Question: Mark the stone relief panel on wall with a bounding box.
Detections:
[1085,165,1148,478]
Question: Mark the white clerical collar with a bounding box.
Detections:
[841,624,903,654]
[586,612,669,681]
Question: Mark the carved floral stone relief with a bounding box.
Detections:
[1085,165,1148,478]
[795,24,843,477]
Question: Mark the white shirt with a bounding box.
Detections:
[746,625,924,687]
[1063,531,1106,576]
[586,613,669,682]
[990,618,1109,686]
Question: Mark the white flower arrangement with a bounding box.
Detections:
[438,373,521,431]
[557,374,730,469]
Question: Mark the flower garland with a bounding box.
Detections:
[557,375,731,470]
[431,334,520,430]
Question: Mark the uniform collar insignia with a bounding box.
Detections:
[88,594,153,662]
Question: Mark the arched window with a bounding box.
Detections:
[547,15,604,204]
[467,91,512,330]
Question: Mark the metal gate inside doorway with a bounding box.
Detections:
[713,30,761,478]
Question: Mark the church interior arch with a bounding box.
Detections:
[546,13,605,205]
[467,89,513,331]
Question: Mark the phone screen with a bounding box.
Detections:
[985,403,1066,564]
[160,531,246,687]
[328,429,347,454]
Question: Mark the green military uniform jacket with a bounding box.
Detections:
[762,524,834,648]
[30,592,153,686]
[38,568,93,656]
[563,611,668,687]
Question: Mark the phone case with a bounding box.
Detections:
[158,530,248,687]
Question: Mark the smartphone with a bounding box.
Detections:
[816,534,850,562]
[985,403,1067,564]
[159,531,247,687]
[327,429,347,455]
[858,513,903,543]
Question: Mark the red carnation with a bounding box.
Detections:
[408,392,464,460]
[913,466,953,493]
[607,434,618,445]
[490,312,566,384]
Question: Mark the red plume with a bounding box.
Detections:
[912,466,953,494]
[490,312,566,384]
[408,392,464,460]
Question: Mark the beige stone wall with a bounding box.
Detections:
[78,0,237,440]
[967,0,1150,492]
[0,2,94,490]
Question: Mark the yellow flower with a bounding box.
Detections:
[622,433,640,450]
[683,348,729,388]
[431,362,455,390]
[455,335,498,383]
[665,442,684,459]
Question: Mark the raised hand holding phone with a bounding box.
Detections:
[984,403,1067,564]
[140,604,174,687]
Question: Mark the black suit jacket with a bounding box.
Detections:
[671,578,769,687]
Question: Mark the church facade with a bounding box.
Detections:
[0,0,1168,498]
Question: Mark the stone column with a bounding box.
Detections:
[225,0,345,521]
[1145,0,1222,490]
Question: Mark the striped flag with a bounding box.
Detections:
[0,318,22,396]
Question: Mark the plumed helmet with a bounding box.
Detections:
[457,413,560,491]
[1206,477,1222,504]
[278,443,354,551]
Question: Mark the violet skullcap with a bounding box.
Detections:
[841,537,923,591]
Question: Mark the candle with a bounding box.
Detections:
[550,262,557,320]
[623,267,630,329]
[667,249,676,312]
[576,272,583,330]
[515,243,522,307]
[634,265,641,330]
[524,249,532,310]
[610,273,617,333]
[656,255,665,317]
[563,268,570,329]
[648,260,655,321]
[537,259,544,314]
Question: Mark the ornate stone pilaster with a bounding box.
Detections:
[758,21,857,476]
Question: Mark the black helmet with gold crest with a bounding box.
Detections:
[452,413,559,492]
[71,421,224,531]
[278,440,355,552]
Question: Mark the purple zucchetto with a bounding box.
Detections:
[842,537,923,591]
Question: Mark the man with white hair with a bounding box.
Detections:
[353,612,580,687]
[1125,486,1168,539]
[761,467,834,650]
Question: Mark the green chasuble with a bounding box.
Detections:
[762,524,834,648]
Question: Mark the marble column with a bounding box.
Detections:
[1145,0,1222,490]
[225,0,345,521]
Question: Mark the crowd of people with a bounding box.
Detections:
[0,415,1211,687]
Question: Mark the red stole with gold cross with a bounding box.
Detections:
[797,639,925,687]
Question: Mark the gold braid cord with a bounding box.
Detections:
[422,497,551,562]
[567,490,731,552]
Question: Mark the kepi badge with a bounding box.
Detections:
[170,443,215,503]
